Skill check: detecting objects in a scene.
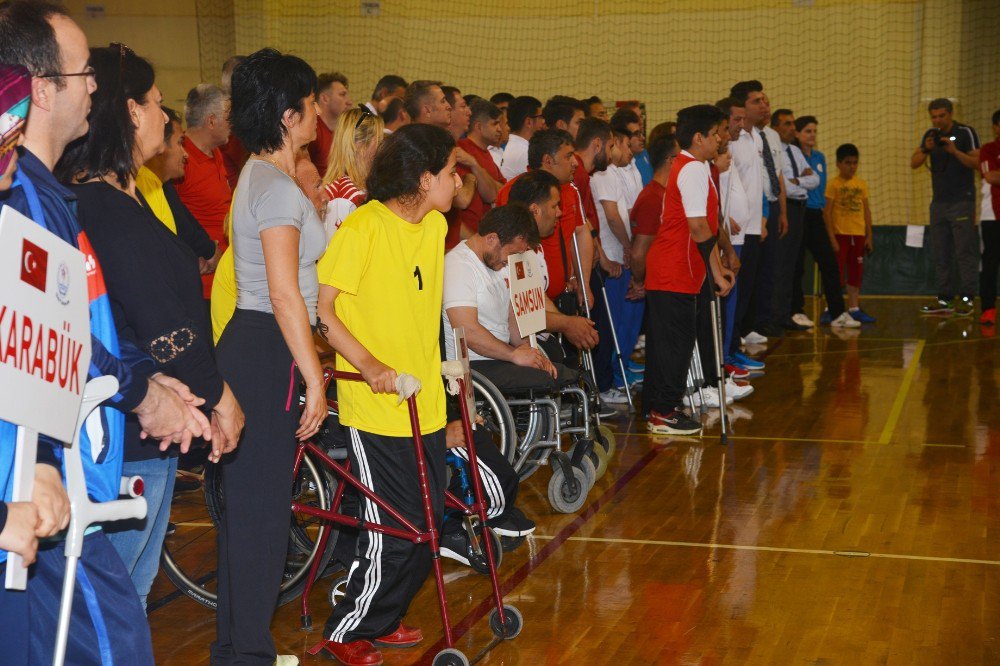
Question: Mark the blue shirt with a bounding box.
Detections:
[802,148,827,210]
[634,150,653,186]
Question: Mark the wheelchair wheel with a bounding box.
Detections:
[161,450,336,610]
[328,573,349,609]
[471,369,517,465]
[597,424,617,457]
[547,464,588,513]
[511,400,555,481]
[575,454,597,488]
[591,439,609,480]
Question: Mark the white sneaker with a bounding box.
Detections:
[691,386,734,408]
[634,334,646,351]
[600,387,630,405]
[830,312,862,328]
[725,379,754,401]
[792,313,815,327]
[274,656,300,666]
[744,331,768,345]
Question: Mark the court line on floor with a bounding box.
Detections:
[878,339,925,444]
[528,535,999,566]
[606,430,875,446]
[416,446,661,662]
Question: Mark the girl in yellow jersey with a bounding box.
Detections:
[311,124,461,665]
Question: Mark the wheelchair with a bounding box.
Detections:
[467,338,616,514]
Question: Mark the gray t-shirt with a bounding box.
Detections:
[232,159,326,321]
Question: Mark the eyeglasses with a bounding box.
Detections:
[355,105,375,130]
[39,66,95,81]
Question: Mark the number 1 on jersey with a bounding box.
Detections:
[413,266,423,290]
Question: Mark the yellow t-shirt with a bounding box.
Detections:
[825,175,869,236]
[135,166,177,234]
[210,246,237,343]
[317,200,447,437]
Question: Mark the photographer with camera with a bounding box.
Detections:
[911,98,981,317]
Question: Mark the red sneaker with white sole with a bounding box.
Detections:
[374,624,423,648]
[308,639,383,665]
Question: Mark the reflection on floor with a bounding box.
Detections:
[149,297,1000,665]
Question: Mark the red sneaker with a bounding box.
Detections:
[724,363,750,380]
[374,623,423,648]
[980,308,996,325]
[308,639,383,665]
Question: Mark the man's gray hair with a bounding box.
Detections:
[185,83,228,128]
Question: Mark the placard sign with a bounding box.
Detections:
[507,251,546,341]
[0,206,91,442]
[451,327,476,430]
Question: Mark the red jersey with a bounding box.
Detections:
[498,173,583,298]
[219,133,248,190]
[980,139,1000,220]
[645,151,719,294]
[308,115,335,177]
[175,137,232,297]
[630,180,666,237]
[446,138,506,249]
[573,154,600,234]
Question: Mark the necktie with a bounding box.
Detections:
[786,146,799,179]
[760,131,781,198]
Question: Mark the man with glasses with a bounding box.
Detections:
[500,95,544,180]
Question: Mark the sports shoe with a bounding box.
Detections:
[819,309,832,324]
[792,312,815,327]
[491,506,536,537]
[781,318,812,331]
[690,386,733,408]
[308,639,383,665]
[830,312,861,328]
[981,308,997,325]
[725,378,754,401]
[374,624,424,648]
[647,409,702,435]
[849,308,877,324]
[920,298,954,315]
[597,399,616,419]
[732,352,764,370]
[952,296,974,317]
[743,331,768,345]
[274,656,300,666]
[724,363,750,380]
[600,387,630,405]
[634,334,646,351]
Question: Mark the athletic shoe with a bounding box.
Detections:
[165,522,176,537]
[952,296,974,317]
[274,656,300,666]
[491,506,536,537]
[597,399,616,420]
[981,308,996,325]
[726,378,754,401]
[792,313,815,327]
[647,409,702,435]
[819,309,832,324]
[920,298,954,315]
[374,624,424,648]
[600,387,630,405]
[743,331,768,345]
[634,334,646,351]
[690,386,733,408]
[724,363,750,380]
[732,353,765,370]
[781,318,812,331]
[439,529,474,566]
[849,308,877,324]
[308,639,383,665]
[830,312,861,328]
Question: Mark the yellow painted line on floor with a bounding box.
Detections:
[923,442,967,448]
[767,345,907,359]
[530,534,1000,566]
[878,339,925,445]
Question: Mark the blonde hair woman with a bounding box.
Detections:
[322,105,384,241]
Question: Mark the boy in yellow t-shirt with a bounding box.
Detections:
[824,143,875,323]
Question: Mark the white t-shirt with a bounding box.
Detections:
[500,134,529,180]
[720,168,749,245]
[620,159,644,210]
[442,241,511,361]
[981,178,996,222]
[677,151,711,217]
[488,145,504,171]
[730,128,764,235]
[592,166,631,263]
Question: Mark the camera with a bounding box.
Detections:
[931,129,956,146]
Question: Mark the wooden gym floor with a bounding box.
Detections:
[149,297,999,665]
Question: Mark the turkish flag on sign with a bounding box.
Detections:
[20,238,48,292]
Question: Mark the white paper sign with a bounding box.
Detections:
[0,206,91,443]
[508,251,546,339]
[905,225,925,249]
[451,327,476,430]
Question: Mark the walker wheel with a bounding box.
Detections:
[489,604,524,639]
[547,465,588,513]
[467,525,503,574]
[597,424,617,457]
[327,574,348,609]
[433,647,470,666]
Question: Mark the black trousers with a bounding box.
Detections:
[211,309,301,666]
[324,427,446,643]
[449,427,521,527]
[753,203,782,329]
[793,207,847,318]
[733,234,762,352]
[696,279,719,386]
[772,199,807,322]
[471,358,579,392]
[643,290,697,415]
[981,219,1000,311]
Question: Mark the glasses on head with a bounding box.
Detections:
[355,105,375,130]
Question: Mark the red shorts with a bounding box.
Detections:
[835,234,865,288]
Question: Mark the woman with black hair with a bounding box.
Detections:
[310,123,460,665]
[56,44,244,611]
[210,47,326,666]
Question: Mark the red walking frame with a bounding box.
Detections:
[297,367,522,665]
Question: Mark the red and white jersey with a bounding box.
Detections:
[323,175,367,243]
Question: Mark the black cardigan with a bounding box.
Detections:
[73,181,225,461]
